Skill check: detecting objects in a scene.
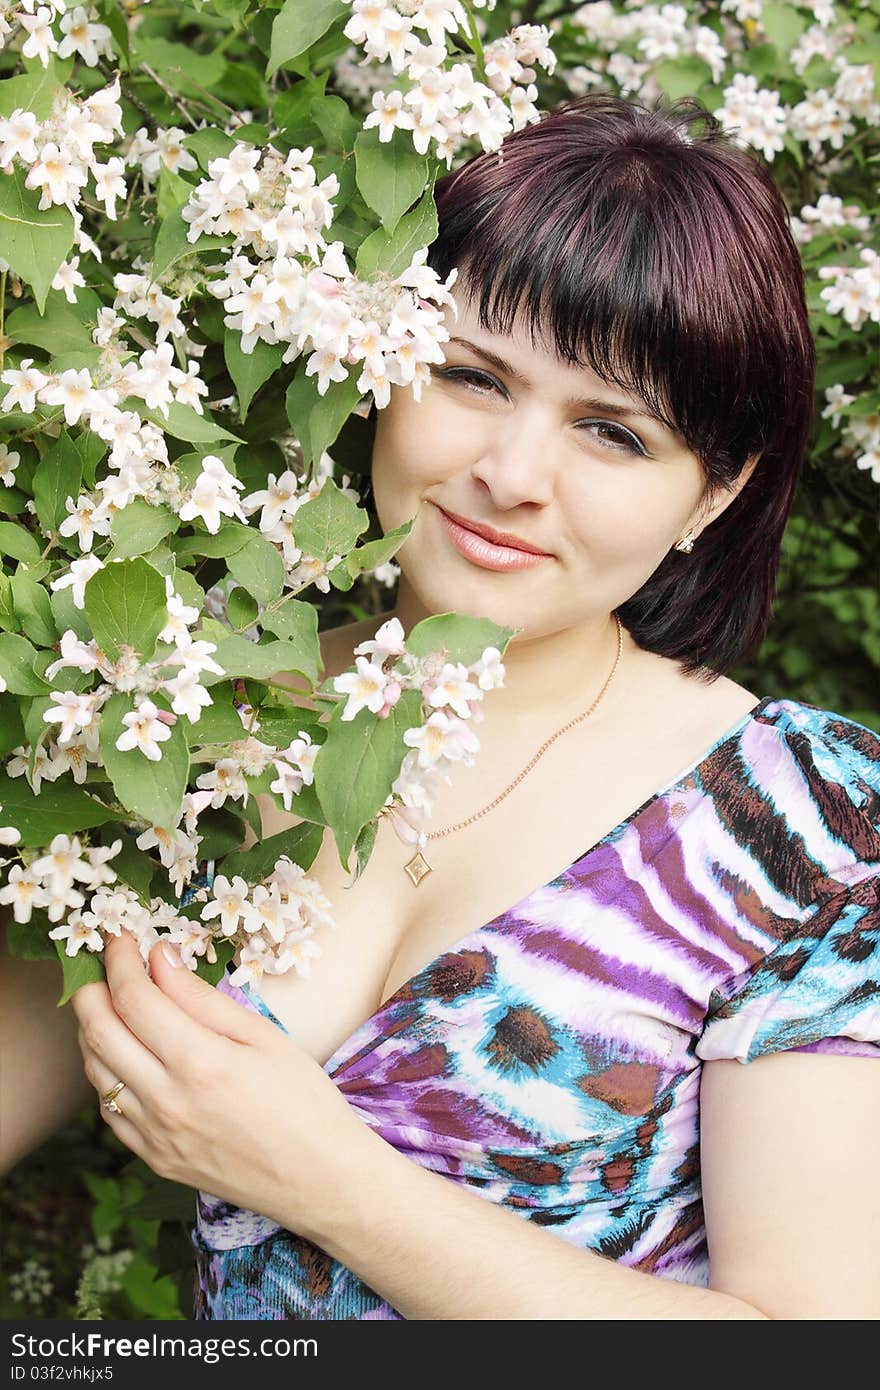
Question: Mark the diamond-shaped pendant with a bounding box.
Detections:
[404,850,432,886]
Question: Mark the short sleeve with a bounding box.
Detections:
[695,875,880,1063]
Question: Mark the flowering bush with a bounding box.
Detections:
[0,0,877,1320]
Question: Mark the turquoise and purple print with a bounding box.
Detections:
[192,696,880,1319]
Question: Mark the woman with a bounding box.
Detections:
[5,93,879,1320]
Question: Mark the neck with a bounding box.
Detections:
[388,583,632,735]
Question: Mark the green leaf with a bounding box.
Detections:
[0,519,40,563]
[305,367,365,471]
[49,583,91,642]
[32,429,82,533]
[110,501,179,558]
[258,596,317,645]
[99,693,190,829]
[0,692,24,756]
[10,572,56,646]
[172,520,254,562]
[197,622,318,687]
[6,293,101,356]
[55,940,106,1005]
[194,808,247,861]
[405,612,517,665]
[268,0,347,76]
[0,168,75,313]
[354,126,428,233]
[157,165,195,219]
[309,93,358,151]
[315,687,424,871]
[289,477,368,562]
[6,912,57,960]
[181,128,236,171]
[108,830,156,899]
[0,632,48,694]
[652,55,713,101]
[150,206,232,282]
[135,402,242,445]
[0,574,21,634]
[356,187,438,278]
[284,361,322,461]
[187,685,246,744]
[131,34,226,93]
[223,329,284,421]
[226,530,285,605]
[0,57,68,119]
[219,820,324,885]
[83,558,167,661]
[344,518,414,580]
[226,587,258,629]
[760,2,808,51]
[0,770,115,846]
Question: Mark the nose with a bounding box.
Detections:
[468,405,558,508]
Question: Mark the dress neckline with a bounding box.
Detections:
[239,694,776,1076]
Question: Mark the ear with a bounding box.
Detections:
[694,451,762,533]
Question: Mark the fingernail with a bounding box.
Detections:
[161,944,183,969]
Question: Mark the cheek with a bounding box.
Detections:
[562,471,691,563]
[371,389,465,513]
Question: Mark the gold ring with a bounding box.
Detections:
[101,1080,126,1114]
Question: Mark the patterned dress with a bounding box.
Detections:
[191,695,880,1319]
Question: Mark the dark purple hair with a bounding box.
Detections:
[420,92,816,681]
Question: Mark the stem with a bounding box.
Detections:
[0,268,6,371]
[461,2,488,83]
[138,63,201,131]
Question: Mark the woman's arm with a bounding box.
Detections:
[292,1050,878,1321]
[0,913,94,1175]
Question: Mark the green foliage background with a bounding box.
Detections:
[2,0,877,1320]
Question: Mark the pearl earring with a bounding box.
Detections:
[674,531,697,553]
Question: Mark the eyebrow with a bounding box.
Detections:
[447,336,672,430]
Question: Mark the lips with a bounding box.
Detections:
[436,506,551,556]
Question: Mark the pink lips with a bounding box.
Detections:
[437,507,553,572]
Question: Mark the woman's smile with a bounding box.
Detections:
[435,503,555,572]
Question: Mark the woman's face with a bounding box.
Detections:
[370,291,755,645]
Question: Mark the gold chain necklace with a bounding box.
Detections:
[392,612,624,886]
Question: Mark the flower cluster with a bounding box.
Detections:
[0,74,124,269]
[190,856,337,986]
[179,140,458,409]
[0,832,121,932]
[193,714,318,817]
[0,343,232,532]
[327,615,506,847]
[347,0,555,161]
[240,456,362,595]
[818,247,880,331]
[1,2,114,69]
[822,384,880,485]
[790,193,871,247]
[25,578,220,777]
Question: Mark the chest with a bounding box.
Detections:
[240,694,751,1071]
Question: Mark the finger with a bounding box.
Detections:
[81,1044,146,1130]
[97,1095,149,1162]
[72,970,168,1102]
[100,928,215,1066]
[148,939,269,1047]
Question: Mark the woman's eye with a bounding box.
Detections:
[579,421,646,456]
[435,369,646,456]
[436,367,500,397]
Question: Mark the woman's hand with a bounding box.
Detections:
[71,929,365,1237]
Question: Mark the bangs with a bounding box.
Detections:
[425,96,808,488]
